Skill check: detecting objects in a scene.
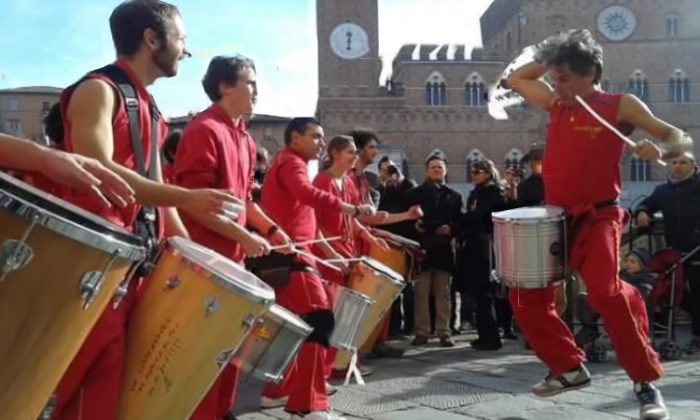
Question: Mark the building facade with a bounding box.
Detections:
[0,86,62,143]
[315,0,700,201]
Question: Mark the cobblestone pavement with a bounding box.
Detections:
[231,331,700,420]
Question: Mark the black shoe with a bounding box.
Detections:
[635,382,670,420]
[367,342,405,359]
[470,338,502,351]
[502,329,518,340]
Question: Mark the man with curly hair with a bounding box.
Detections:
[503,29,693,420]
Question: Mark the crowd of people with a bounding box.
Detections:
[1,2,698,420]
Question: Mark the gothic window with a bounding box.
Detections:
[464,72,486,107]
[669,69,690,103]
[630,157,651,182]
[504,149,524,173]
[628,70,648,102]
[666,16,679,38]
[465,149,485,182]
[425,72,447,106]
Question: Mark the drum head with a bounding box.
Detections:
[167,237,275,302]
[269,304,311,332]
[492,205,564,222]
[360,257,403,283]
[0,172,144,257]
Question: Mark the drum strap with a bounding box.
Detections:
[105,66,161,264]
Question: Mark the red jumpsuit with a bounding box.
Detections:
[312,171,362,376]
[174,104,257,420]
[51,60,167,420]
[259,149,345,413]
[509,91,663,382]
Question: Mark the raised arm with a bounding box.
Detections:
[504,61,556,112]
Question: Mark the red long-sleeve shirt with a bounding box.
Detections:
[260,149,343,249]
[174,104,256,263]
[312,171,358,257]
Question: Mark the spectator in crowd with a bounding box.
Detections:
[635,153,700,352]
[405,154,463,347]
[376,155,419,337]
[254,146,269,184]
[457,159,507,351]
[161,129,181,184]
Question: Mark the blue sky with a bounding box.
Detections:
[0,0,493,118]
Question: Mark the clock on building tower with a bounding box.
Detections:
[329,22,371,60]
[597,5,637,42]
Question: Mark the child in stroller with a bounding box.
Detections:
[574,248,656,355]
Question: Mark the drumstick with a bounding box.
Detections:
[292,248,343,273]
[574,95,667,167]
[325,257,364,264]
[269,236,343,251]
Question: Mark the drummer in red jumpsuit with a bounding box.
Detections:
[259,118,374,420]
[49,3,239,420]
[174,55,293,420]
[504,29,692,420]
[311,135,389,380]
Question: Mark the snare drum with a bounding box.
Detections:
[334,257,404,369]
[233,304,312,384]
[492,206,567,289]
[0,172,145,420]
[118,237,275,420]
[324,281,374,352]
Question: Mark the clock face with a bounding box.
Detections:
[597,5,637,42]
[329,22,370,60]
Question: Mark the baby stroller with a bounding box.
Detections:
[577,246,699,363]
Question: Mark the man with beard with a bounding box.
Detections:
[50,2,239,419]
[259,118,374,420]
[174,55,293,420]
[0,133,134,207]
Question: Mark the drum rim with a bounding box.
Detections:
[268,304,313,332]
[492,205,566,223]
[358,256,404,283]
[0,178,145,261]
[166,236,276,302]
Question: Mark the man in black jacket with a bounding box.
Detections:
[404,155,463,347]
[635,153,700,352]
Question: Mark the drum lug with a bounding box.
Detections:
[0,239,34,278]
[81,250,121,310]
[0,215,39,281]
[164,274,181,290]
[79,271,105,310]
[241,314,257,330]
[204,296,221,317]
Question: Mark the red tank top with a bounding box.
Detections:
[542,91,630,209]
[59,60,166,236]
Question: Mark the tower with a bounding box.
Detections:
[316,0,383,99]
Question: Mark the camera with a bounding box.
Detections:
[388,164,400,176]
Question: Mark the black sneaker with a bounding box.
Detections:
[634,382,670,420]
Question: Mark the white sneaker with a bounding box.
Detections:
[326,382,338,396]
[532,364,591,397]
[260,395,288,409]
[289,410,346,420]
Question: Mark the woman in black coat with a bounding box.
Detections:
[457,159,507,350]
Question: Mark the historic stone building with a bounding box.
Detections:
[315,0,700,201]
[0,86,61,143]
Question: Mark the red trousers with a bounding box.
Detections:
[188,364,238,420]
[51,292,134,420]
[262,270,330,412]
[510,207,663,382]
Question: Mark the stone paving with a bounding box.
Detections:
[231,331,700,420]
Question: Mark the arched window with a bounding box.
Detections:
[504,148,524,173]
[669,69,690,103]
[465,149,485,182]
[666,15,679,38]
[425,72,447,106]
[464,72,486,107]
[628,70,648,102]
[630,157,651,182]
